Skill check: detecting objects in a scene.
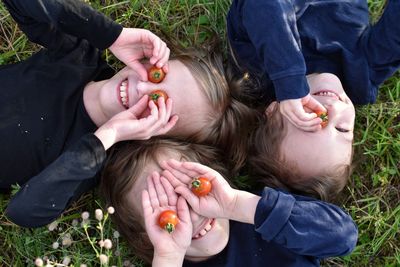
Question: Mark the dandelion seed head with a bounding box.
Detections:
[123,260,131,266]
[114,250,121,257]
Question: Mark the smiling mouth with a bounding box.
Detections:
[192,218,215,240]
[119,79,129,109]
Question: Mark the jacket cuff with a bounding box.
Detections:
[273,75,309,101]
[254,187,295,241]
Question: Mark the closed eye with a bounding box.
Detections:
[335,127,349,133]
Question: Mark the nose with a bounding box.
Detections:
[325,101,355,131]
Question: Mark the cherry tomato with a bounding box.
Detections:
[316,110,329,128]
[191,177,212,197]
[158,210,179,234]
[148,66,166,83]
[149,90,169,106]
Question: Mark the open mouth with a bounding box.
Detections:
[118,79,129,109]
[313,90,341,101]
[192,218,215,240]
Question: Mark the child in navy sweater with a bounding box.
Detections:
[101,138,358,266]
[227,0,400,200]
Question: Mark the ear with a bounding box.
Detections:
[265,101,278,117]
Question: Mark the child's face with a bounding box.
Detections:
[96,60,212,137]
[280,73,355,178]
[126,151,230,261]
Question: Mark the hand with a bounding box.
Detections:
[142,172,192,265]
[279,94,327,132]
[109,28,170,81]
[162,160,238,220]
[94,95,178,150]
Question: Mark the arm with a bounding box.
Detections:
[254,187,358,258]
[163,161,358,258]
[241,0,325,131]
[6,97,177,227]
[2,0,122,50]
[6,133,105,227]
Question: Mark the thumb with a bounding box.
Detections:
[127,61,148,81]
[304,95,327,113]
[127,95,149,116]
[175,186,199,211]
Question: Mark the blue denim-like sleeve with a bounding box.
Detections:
[255,187,358,258]
[241,0,309,101]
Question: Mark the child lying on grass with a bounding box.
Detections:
[101,138,358,266]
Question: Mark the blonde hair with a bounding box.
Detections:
[101,138,229,264]
[169,44,259,176]
[247,104,353,201]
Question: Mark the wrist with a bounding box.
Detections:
[153,250,185,267]
[229,190,261,224]
[94,126,117,150]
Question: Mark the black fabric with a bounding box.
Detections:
[0,0,121,227]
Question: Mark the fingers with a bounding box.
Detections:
[128,95,149,115]
[176,196,191,224]
[175,185,200,212]
[304,95,327,113]
[147,173,160,208]
[142,189,153,218]
[280,99,322,132]
[160,176,178,206]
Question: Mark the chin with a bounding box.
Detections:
[185,219,230,262]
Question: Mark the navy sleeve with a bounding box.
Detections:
[254,187,358,258]
[241,0,309,101]
[2,0,122,50]
[362,0,400,87]
[6,134,106,228]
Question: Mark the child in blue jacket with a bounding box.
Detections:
[227,0,400,200]
[101,138,358,267]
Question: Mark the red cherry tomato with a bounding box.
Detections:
[158,210,179,234]
[316,110,329,128]
[149,90,169,106]
[148,66,166,83]
[191,177,212,197]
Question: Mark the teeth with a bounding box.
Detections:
[199,229,207,236]
[119,80,129,108]
[205,224,212,231]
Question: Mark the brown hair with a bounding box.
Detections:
[247,104,353,202]
[168,43,259,177]
[101,138,229,264]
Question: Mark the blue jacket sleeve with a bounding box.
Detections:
[254,187,358,258]
[5,134,106,228]
[241,0,309,101]
[2,0,122,50]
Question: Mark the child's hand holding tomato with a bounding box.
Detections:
[161,160,238,220]
[94,95,178,150]
[142,172,192,264]
[279,94,326,132]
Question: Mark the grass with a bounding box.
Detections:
[0,0,399,266]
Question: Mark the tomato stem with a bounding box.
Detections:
[165,223,175,234]
[192,179,201,189]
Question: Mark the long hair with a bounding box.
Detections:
[101,137,229,264]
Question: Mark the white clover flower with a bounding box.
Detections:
[47,221,58,232]
[62,236,72,247]
[113,231,120,239]
[34,258,44,267]
[79,264,87,267]
[107,206,115,214]
[104,239,112,250]
[62,256,71,266]
[95,209,103,221]
[71,219,79,227]
[99,254,108,265]
[52,241,59,249]
[98,240,105,248]
[81,211,90,220]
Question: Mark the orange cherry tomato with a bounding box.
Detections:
[191,177,212,197]
[158,210,179,234]
[316,110,329,128]
[148,66,166,83]
[149,90,169,106]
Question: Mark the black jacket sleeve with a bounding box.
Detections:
[2,0,122,50]
[254,187,358,258]
[6,134,106,228]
